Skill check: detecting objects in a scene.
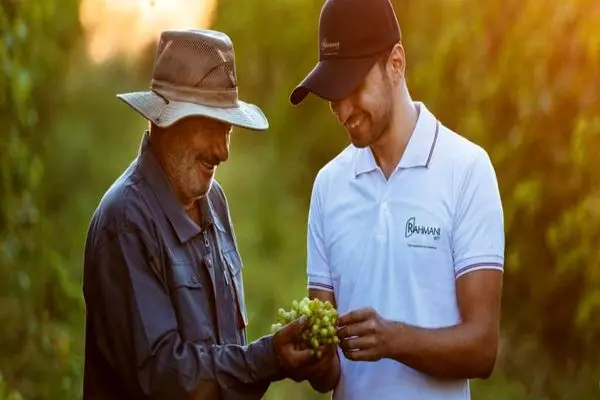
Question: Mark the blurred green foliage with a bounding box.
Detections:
[1,0,600,399]
[1,0,84,398]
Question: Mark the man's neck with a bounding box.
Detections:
[371,99,419,179]
[148,131,203,227]
[185,201,203,226]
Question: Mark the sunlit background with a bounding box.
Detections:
[79,0,217,64]
[2,0,600,398]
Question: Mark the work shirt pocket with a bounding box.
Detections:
[214,217,248,325]
[169,262,215,343]
[222,250,248,332]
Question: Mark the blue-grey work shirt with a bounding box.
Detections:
[82,133,281,399]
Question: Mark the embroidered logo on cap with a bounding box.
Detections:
[321,38,340,56]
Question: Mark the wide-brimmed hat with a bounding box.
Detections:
[117,29,268,131]
[290,0,401,105]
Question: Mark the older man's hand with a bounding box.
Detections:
[272,316,330,381]
[290,342,338,383]
[272,317,311,371]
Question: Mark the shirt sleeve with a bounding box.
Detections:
[307,170,334,292]
[86,225,280,398]
[452,148,505,279]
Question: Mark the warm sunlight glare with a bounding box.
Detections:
[80,0,218,64]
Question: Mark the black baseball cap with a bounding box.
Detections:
[289,0,401,105]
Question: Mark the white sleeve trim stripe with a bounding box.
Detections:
[454,254,504,271]
[307,272,332,279]
[455,263,504,279]
[308,282,334,292]
[455,254,504,264]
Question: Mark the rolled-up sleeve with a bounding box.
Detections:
[87,225,280,398]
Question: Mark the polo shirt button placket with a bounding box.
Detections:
[381,201,388,213]
[376,186,392,241]
[375,204,386,242]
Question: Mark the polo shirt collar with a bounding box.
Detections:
[354,102,440,177]
[354,145,379,176]
[398,102,439,169]
[136,132,214,244]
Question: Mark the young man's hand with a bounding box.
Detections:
[337,306,393,362]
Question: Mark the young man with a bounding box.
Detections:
[289,0,505,398]
[82,29,318,399]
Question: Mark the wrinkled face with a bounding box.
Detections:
[329,55,396,148]
[158,116,231,203]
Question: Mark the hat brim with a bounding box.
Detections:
[290,54,381,105]
[116,91,269,131]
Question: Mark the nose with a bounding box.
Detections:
[214,130,230,163]
[330,98,353,126]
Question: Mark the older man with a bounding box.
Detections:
[82,29,314,399]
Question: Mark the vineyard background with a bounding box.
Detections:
[1,0,600,398]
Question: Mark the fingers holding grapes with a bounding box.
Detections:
[271,297,340,382]
[271,297,340,359]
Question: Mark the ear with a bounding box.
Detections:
[388,42,406,83]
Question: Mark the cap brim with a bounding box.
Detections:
[116,91,269,131]
[290,55,381,105]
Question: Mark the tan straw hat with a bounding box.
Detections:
[117,29,269,131]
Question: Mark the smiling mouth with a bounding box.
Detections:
[200,160,217,171]
[345,114,364,130]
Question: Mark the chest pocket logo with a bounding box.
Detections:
[405,217,442,249]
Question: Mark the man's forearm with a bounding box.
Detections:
[386,321,497,380]
[132,333,280,397]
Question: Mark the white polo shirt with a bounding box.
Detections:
[306,102,504,400]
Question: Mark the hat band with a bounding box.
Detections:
[151,79,239,108]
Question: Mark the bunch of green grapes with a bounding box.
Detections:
[271,297,339,358]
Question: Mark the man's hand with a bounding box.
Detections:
[335,270,503,379]
[336,306,393,362]
[272,316,315,380]
[287,342,337,383]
